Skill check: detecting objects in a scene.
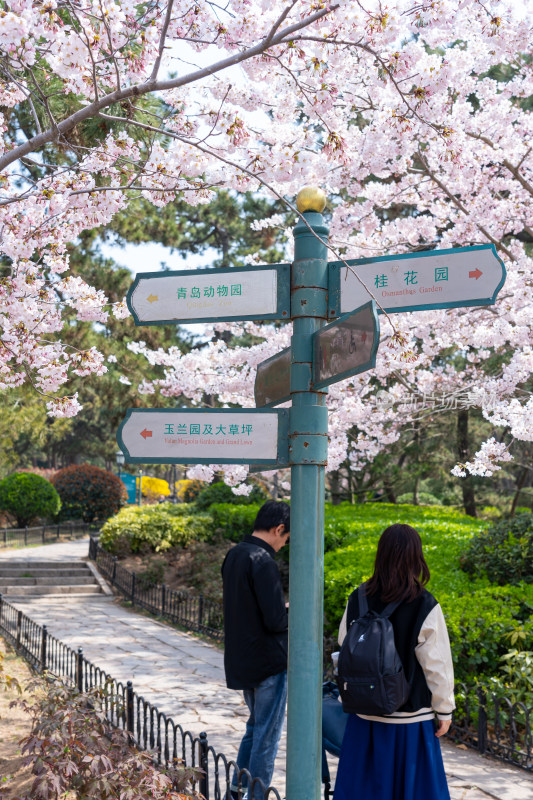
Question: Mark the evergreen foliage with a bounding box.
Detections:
[322,503,533,683]
[99,503,215,554]
[52,465,125,523]
[209,503,261,541]
[460,513,533,585]
[0,472,61,527]
[194,481,267,510]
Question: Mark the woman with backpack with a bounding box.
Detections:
[334,523,454,800]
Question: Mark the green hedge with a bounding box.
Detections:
[99,498,533,685]
[209,503,260,541]
[322,502,533,683]
[194,481,267,510]
[99,504,214,554]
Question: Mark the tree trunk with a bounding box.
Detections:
[510,465,530,517]
[329,470,342,505]
[457,409,477,517]
[383,478,396,503]
[412,424,420,505]
[413,475,420,505]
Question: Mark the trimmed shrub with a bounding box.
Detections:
[99,504,215,554]
[209,503,260,541]
[52,465,126,523]
[140,475,170,501]
[443,586,533,682]
[194,481,268,510]
[0,472,61,527]
[176,479,205,503]
[396,492,441,505]
[460,513,533,585]
[322,502,533,683]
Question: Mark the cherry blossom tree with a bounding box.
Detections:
[0,0,531,485]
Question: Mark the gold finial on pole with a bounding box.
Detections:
[296,186,327,213]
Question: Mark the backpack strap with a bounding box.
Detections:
[349,585,400,622]
[357,584,368,616]
[380,600,401,618]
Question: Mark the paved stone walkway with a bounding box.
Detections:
[1,540,532,799]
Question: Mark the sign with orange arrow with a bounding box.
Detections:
[328,244,505,316]
[117,408,289,466]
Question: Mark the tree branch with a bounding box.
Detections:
[0,2,339,173]
[149,0,175,82]
[417,150,514,261]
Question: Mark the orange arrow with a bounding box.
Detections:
[147,294,159,303]
[140,429,152,439]
[469,268,482,279]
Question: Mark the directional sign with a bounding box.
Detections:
[312,301,379,390]
[117,408,289,466]
[127,264,290,326]
[328,244,506,317]
[255,347,291,408]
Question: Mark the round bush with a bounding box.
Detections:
[52,465,126,523]
[460,513,533,585]
[0,472,61,527]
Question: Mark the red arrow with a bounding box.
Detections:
[140,428,152,439]
[469,268,482,280]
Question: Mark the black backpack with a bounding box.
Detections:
[337,585,410,716]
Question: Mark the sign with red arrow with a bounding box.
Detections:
[328,244,506,316]
[117,408,289,466]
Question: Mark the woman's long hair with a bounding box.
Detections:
[365,523,430,603]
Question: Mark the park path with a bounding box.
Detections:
[1,539,532,800]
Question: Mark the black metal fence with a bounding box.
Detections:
[0,595,280,800]
[89,538,224,640]
[0,520,91,549]
[89,543,533,773]
[450,681,532,770]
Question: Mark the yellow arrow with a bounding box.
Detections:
[147,294,159,303]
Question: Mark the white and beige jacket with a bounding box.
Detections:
[338,587,455,724]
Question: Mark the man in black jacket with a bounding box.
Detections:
[222,500,290,800]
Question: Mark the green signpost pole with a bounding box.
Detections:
[286,189,329,800]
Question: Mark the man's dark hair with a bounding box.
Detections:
[365,523,430,603]
[253,500,290,533]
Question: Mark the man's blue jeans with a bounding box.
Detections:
[232,670,287,800]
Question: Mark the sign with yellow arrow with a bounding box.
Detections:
[127,264,290,325]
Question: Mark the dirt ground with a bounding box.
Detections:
[118,537,290,601]
[119,539,235,601]
[0,639,34,799]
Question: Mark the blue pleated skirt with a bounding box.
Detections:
[333,714,450,800]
